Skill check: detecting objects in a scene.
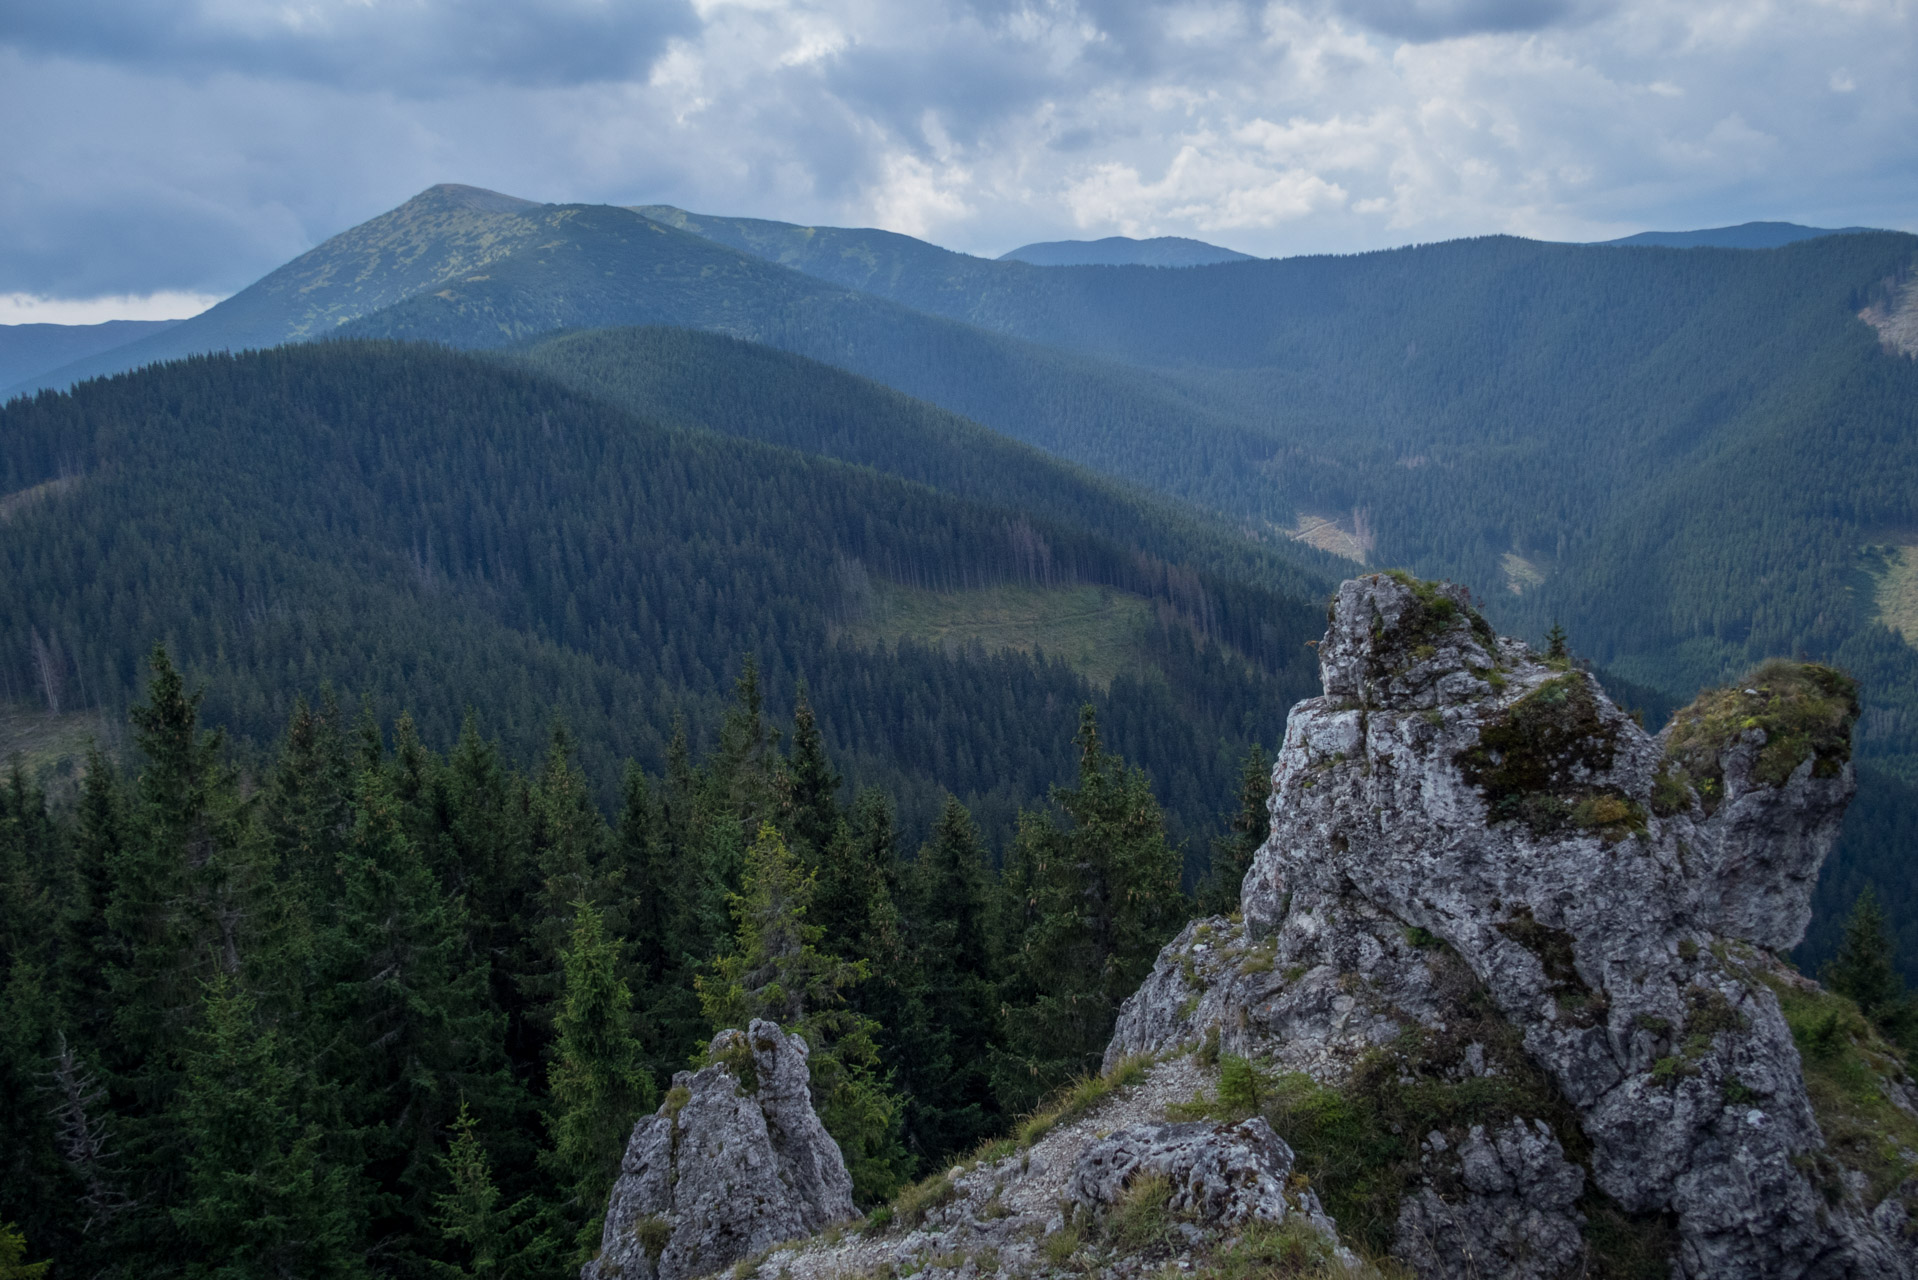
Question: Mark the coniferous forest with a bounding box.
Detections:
[0,647,1236,1277]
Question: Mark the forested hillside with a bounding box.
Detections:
[504,326,1326,605]
[0,341,1321,853]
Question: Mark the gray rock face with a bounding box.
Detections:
[1069,1118,1322,1230]
[1109,573,1910,1278]
[1394,1119,1585,1280]
[585,1020,855,1280]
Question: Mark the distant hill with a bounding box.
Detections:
[1596,221,1880,249]
[0,318,180,388]
[998,236,1253,267]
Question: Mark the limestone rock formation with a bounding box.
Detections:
[584,1020,855,1280]
[1109,572,1913,1278]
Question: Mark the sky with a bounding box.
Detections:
[1,0,1914,322]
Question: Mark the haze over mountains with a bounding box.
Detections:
[5,182,1918,970]
[996,235,1254,267]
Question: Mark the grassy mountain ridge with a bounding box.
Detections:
[3,184,549,394]
[335,203,1313,527]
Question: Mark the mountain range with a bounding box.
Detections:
[4,182,1918,970]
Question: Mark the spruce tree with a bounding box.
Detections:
[55,749,125,1048]
[523,724,615,1026]
[697,823,909,1204]
[1826,887,1916,1042]
[430,1105,557,1280]
[899,797,1000,1161]
[1198,744,1270,915]
[171,973,362,1279]
[993,707,1184,1113]
[104,648,257,1235]
[316,768,511,1249]
[713,659,779,837]
[781,681,841,865]
[0,1222,49,1280]
[544,901,653,1257]
[811,790,896,965]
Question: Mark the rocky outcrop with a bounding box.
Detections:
[585,1020,855,1280]
[1110,572,1912,1278]
[1068,1117,1341,1241]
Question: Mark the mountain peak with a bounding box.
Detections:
[999,235,1254,267]
[406,183,545,215]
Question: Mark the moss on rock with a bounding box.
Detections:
[1456,675,1643,841]
[1663,662,1858,814]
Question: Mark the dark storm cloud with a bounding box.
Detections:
[0,0,698,92]
[1328,0,1603,41]
[2,0,1914,310]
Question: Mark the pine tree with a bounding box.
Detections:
[544,902,653,1257]
[1198,744,1270,915]
[993,707,1184,1113]
[1546,623,1569,661]
[1826,887,1916,1042]
[170,973,362,1279]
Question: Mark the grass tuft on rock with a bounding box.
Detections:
[1014,1054,1152,1148]
[1755,968,1918,1208]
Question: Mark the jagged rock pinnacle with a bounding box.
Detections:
[1111,572,1902,1278]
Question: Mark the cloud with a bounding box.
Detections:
[1,0,1914,303]
[0,291,221,325]
[1329,0,1604,42]
[0,0,699,93]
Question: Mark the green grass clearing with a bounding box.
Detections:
[1872,543,1918,646]
[0,700,111,798]
[842,581,1162,689]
